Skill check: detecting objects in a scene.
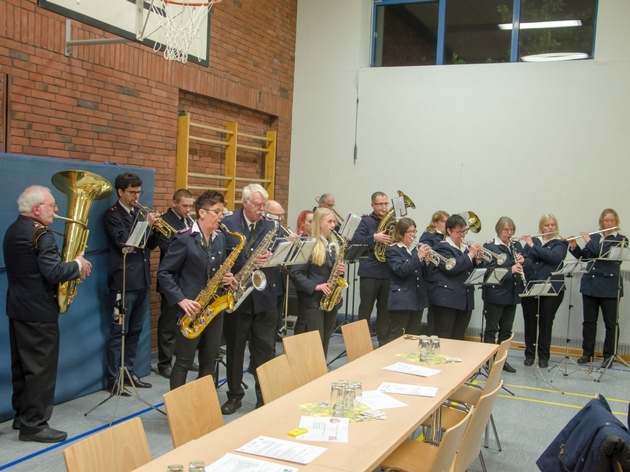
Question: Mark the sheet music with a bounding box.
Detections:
[382,362,441,377]
[392,196,406,218]
[297,416,349,443]
[262,240,297,267]
[484,267,508,285]
[125,221,149,248]
[236,436,326,465]
[340,213,361,240]
[206,453,299,472]
[293,239,316,264]
[606,246,630,261]
[464,268,487,285]
[377,382,438,397]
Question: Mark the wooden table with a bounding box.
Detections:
[133,337,498,471]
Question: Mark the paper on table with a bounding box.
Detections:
[383,362,441,377]
[361,390,408,409]
[378,382,438,397]
[206,452,300,471]
[236,435,326,465]
[297,416,349,443]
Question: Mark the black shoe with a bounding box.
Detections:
[19,427,67,443]
[12,417,21,430]
[539,360,549,369]
[221,398,242,415]
[158,366,172,379]
[600,357,613,369]
[124,374,152,388]
[190,362,199,372]
[524,358,534,367]
[576,355,590,365]
[503,362,516,373]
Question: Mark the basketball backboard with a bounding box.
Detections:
[39,0,213,65]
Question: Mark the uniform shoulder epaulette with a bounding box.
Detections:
[178,228,190,234]
[32,221,50,249]
[109,205,119,212]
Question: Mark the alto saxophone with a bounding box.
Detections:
[229,220,280,312]
[178,224,245,339]
[319,231,349,312]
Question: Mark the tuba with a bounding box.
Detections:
[52,170,113,313]
[179,224,246,339]
[320,231,349,311]
[460,210,482,233]
[374,190,416,262]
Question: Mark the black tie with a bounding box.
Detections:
[246,223,256,252]
[130,208,137,219]
[182,217,189,229]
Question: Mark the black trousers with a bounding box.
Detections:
[223,306,276,403]
[304,307,338,356]
[581,294,618,359]
[157,294,179,371]
[388,309,423,343]
[358,277,391,346]
[431,305,471,341]
[483,303,516,345]
[170,313,224,390]
[522,292,564,362]
[9,319,59,435]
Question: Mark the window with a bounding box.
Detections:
[372,0,597,66]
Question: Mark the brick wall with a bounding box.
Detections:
[0,0,297,347]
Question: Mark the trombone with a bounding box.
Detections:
[137,204,178,238]
[315,195,345,225]
[565,227,618,242]
[462,240,507,265]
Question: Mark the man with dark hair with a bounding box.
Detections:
[4,185,91,443]
[158,190,237,390]
[103,172,159,392]
[155,188,195,379]
[351,191,392,346]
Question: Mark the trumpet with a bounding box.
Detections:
[315,195,345,225]
[137,204,178,238]
[422,245,456,270]
[565,227,618,242]
[462,240,507,265]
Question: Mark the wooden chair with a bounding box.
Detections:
[162,375,223,448]
[381,406,474,472]
[282,331,328,387]
[341,319,373,362]
[495,332,514,365]
[450,380,504,472]
[256,354,298,404]
[63,417,150,472]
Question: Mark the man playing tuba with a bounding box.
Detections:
[351,191,392,346]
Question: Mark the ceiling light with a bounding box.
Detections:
[499,20,582,30]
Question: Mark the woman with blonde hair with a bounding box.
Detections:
[290,208,345,355]
[521,214,568,368]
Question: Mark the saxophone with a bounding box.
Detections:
[319,231,349,312]
[178,224,245,339]
[229,220,280,312]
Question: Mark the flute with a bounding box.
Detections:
[565,227,618,242]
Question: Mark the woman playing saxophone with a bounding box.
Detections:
[290,208,346,356]
[157,191,238,390]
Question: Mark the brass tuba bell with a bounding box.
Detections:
[374,190,416,263]
[52,170,113,313]
[459,210,482,233]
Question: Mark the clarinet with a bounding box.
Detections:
[510,240,527,286]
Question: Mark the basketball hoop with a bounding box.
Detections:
[150,0,221,63]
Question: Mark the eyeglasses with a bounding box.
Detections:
[373,202,389,207]
[451,229,468,235]
[405,229,418,234]
[38,202,58,209]
[126,190,143,196]
[247,199,266,209]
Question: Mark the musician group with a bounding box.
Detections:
[3,175,627,442]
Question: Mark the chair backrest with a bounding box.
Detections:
[341,319,374,362]
[282,331,328,387]
[429,406,475,472]
[63,417,150,472]
[484,350,507,394]
[163,375,223,448]
[257,354,298,404]
[451,380,504,472]
[495,332,514,362]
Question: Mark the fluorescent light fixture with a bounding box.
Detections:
[521,52,589,62]
[499,20,582,30]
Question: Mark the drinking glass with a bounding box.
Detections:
[166,466,184,472]
[418,335,430,362]
[188,460,205,472]
[430,335,441,357]
[343,385,356,415]
[351,381,363,404]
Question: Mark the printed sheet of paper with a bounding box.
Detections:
[377,382,438,397]
[236,436,326,465]
[383,362,441,377]
[206,453,300,471]
[361,390,408,409]
[297,416,349,443]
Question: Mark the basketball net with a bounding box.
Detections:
[150,0,221,63]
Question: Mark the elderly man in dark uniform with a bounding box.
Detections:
[103,172,159,393]
[155,188,195,379]
[221,183,280,414]
[158,190,237,390]
[351,191,392,346]
[4,185,91,443]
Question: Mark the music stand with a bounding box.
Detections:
[520,280,564,392]
[464,268,508,342]
[85,216,165,424]
[548,260,592,382]
[596,241,630,381]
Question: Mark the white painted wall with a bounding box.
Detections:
[289,0,630,350]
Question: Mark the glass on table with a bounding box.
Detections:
[330,382,346,416]
[430,335,441,357]
[166,466,184,472]
[188,460,205,472]
[343,385,356,414]
[351,381,363,404]
[418,335,431,362]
